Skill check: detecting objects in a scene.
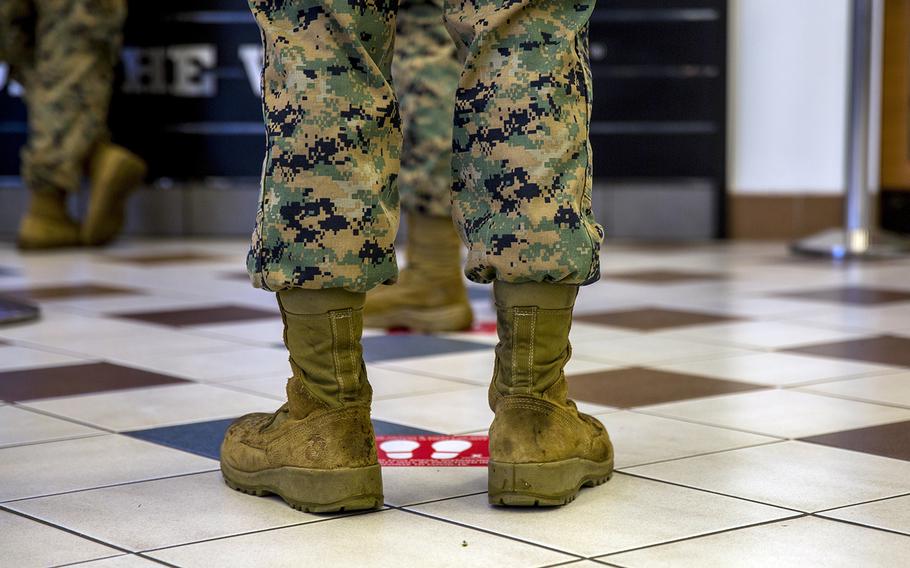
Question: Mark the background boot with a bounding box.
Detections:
[220,288,383,513]
[364,213,473,332]
[17,190,81,250]
[82,143,146,246]
[487,281,613,507]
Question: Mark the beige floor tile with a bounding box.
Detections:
[380,350,623,386]
[600,411,777,468]
[820,494,910,536]
[572,335,748,366]
[652,352,900,387]
[0,510,119,568]
[605,516,910,568]
[8,471,320,551]
[641,389,910,438]
[660,321,872,350]
[0,435,216,501]
[24,383,277,431]
[0,405,103,448]
[383,466,487,506]
[149,509,571,567]
[411,475,792,557]
[800,371,910,408]
[111,345,291,382]
[626,441,910,512]
[0,344,95,372]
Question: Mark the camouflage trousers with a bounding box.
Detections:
[0,0,125,195]
[248,0,603,292]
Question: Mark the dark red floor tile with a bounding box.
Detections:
[0,362,188,401]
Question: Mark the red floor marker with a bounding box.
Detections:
[376,435,488,466]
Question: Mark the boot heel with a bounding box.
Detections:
[488,457,613,507]
[222,462,383,513]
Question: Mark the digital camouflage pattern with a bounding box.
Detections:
[0,0,126,195]
[247,0,602,292]
[393,0,459,218]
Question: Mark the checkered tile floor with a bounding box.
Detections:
[2,239,910,567]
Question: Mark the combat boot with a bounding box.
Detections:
[220,288,383,513]
[487,281,613,506]
[17,190,81,250]
[83,143,146,246]
[364,213,472,332]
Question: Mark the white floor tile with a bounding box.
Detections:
[0,344,95,372]
[23,384,278,431]
[371,387,611,434]
[652,352,900,387]
[572,335,749,366]
[148,509,571,568]
[0,510,120,568]
[626,441,910,512]
[371,388,493,434]
[600,411,777,469]
[640,389,910,438]
[658,321,872,350]
[189,319,285,346]
[75,555,165,567]
[795,304,910,334]
[0,435,216,501]
[8,471,320,551]
[606,516,910,568]
[0,405,103,448]
[801,371,910,408]
[109,345,291,383]
[820,494,910,536]
[383,466,488,506]
[381,350,622,386]
[410,474,793,557]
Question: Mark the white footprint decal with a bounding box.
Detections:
[431,439,473,460]
[379,439,421,459]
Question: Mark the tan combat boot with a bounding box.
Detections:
[83,143,146,246]
[487,281,613,506]
[17,190,81,250]
[221,288,383,513]
[364,213,473,332]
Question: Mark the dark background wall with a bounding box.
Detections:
[0,0,727,239]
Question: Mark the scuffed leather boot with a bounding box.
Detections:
[83,143,146,246]
[364,213,472,332]
[488,281,613,506]
[17,190,81,250]
[220,288,383,513]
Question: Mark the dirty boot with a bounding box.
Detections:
[220,288,383,513]
[364,213,472,332]
[83,143,146,246]
[487,281,613,506]
[17,190,81,250]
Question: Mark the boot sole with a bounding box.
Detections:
[221,461,383,513]
[83,150,147,246]
[488,456,614,507]
[363,303,473,332]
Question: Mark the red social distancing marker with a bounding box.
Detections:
[376,436,489,467]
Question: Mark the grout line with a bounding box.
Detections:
[812,490,910,515]
[614,438,784,470]
[615,470,806,514]
[139,507,387,555]
[387,490,489,509]
[809,513,910,539]
[593,512,808,559]
[1,468,220,505]
[393,506,585,561]
[0,505,134,557]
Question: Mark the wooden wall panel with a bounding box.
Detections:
[882,0,910,190]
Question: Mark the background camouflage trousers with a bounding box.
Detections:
[248,0,603,292]
[0,0,125,195]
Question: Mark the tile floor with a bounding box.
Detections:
[1,239,910,567]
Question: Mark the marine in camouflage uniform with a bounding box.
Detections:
[0,0,146,249]
[221,0,613,512]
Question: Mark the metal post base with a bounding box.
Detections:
[791,228,910,259]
